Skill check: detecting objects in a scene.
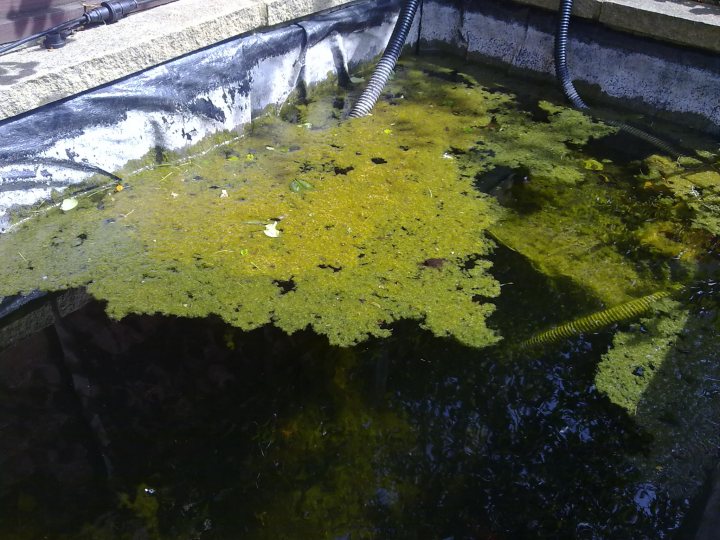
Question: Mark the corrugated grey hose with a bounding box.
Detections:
[349,0,420,118]
[555,0,680,157]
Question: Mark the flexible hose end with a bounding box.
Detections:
[349,0,420,118]
[84,0,139,25]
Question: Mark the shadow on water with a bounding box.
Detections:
[0,245,699,539]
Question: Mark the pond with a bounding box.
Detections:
[0,54,719,539]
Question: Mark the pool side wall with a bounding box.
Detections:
[420,0,720,136]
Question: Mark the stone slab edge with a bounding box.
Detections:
[0,0,357,121]
[513,0,720,54]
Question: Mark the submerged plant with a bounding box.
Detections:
[596,292,720,500]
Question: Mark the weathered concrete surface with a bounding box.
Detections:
[0,289,91,352]
[0,0,356,120]
[419,0,720,134]
[514,0,720,53]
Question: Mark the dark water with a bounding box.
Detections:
[0,245,707,539]
[1,55,719,539]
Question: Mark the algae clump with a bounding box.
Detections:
[0,63,510,348]
[639,155,720,236]
[596,292,720,499]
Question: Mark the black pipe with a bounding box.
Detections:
[554,0,588,110]
[0,17,86,55]
[555,0,681,157]
[349,0,420,118]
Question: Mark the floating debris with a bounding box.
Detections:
[263,221,281,238]
[583,159,604,171]
[60,197,78,212]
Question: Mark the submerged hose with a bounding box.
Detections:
[555,0,680,157]
[349,0,420,118]
[520,290,671,349]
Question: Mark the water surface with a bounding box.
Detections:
[1,54,719,539]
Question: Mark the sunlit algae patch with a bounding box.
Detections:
[0,59,626,347]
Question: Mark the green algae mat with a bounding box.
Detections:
[1,56,718,349]
[0,56,718,355]
[0,57,633,346]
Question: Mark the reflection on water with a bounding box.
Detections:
[0,54,719,538]
[0,243,711,539]
[0,295,657,539]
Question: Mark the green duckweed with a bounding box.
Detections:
[1,57,717,350]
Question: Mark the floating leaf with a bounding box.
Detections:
[583,159,604,171]
[263,221,281,238]
[289,179,313,193]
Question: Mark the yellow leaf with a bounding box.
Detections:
[583,159,604,171]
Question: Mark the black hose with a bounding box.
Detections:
[0,1,143,57]
[349,0,420,118]
[555,0,588,111]
[0,17,86,56]
[1,157,123,183]
[555,0,681,157]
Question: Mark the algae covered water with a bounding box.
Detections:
[0,55,719,538]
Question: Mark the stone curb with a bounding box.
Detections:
[513,0,720,54]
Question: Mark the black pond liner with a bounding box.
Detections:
[0,0,410,324]
[0,0,408,231]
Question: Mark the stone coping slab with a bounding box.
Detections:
[514,0,720,53]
